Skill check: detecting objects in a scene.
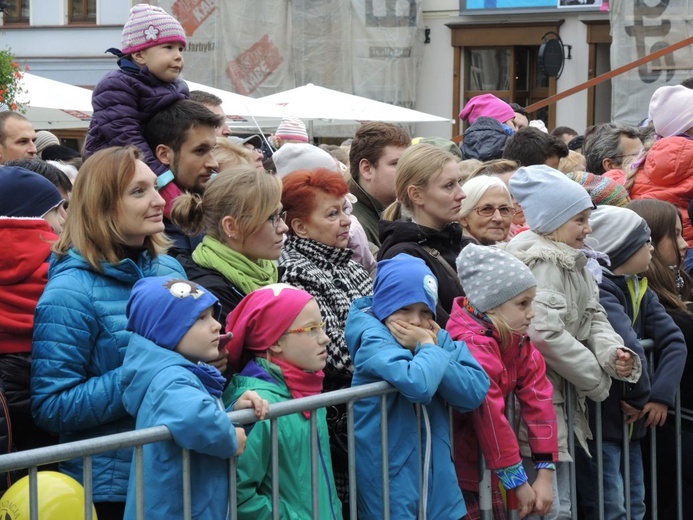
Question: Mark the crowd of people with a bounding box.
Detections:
[1,3,693,520]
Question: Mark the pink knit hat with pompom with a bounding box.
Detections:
[121,4,187,55]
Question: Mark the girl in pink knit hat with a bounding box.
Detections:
[222,283,342,519]
[85,4,190,177]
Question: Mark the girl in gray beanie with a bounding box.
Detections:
[505,164,642,520]
[447,244,558,519]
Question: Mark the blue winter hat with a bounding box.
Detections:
[372,254,438,321]
[509,164,594,235]
[0,166,63,218]
[126,276,220,350]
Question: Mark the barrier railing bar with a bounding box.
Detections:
[381,393,390,520]
[270,418,279,520]
[83,455,93,520]
[310,412,319,520]
[29,465,37,520]
[347,399,357,520]
[182,448,191,520]
[135,445,144,520]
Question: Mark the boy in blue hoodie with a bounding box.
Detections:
[578,206,686,520]
[120,276,268,520]
[345,253,490,520]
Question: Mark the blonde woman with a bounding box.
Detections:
[379,143,469,325]
[31,146,185,520]
[172,165,287,335]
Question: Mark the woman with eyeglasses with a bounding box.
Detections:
[279,167,373,513]
[379,143,469,326]
[459,175,515,245]
[171,165,288,361]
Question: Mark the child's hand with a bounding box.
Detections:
[426,320,441,344]
[642,401,669,428]
[531,469,554,516]
[234,427,247,456]
[208,346,229,375]
[615,348,634,377]
[620,400,642,425]
[386,320,436,351]
[234,390,270,420]
[514,482,536,519]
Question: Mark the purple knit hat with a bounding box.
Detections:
[121,4,187,55]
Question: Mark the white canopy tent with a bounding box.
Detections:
[16,73,94,130]
[258,83,453,138]
[184,79,282,127]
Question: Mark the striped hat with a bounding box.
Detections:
[564,171,630,208]
[121,4,187,55]
[275,117,309,143]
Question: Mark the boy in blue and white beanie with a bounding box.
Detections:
[120,276,268,520]
[345,254,490,520]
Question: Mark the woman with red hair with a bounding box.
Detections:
[279,167,372,509]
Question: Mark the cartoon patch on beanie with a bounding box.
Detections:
[166,279,206,299]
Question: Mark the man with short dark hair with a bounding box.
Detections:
[145,99,223,256]
[348,122,410,248]
[189,90,232,137]
[0,112,37,164]
[551,125,578,145]
[503,126,565,167]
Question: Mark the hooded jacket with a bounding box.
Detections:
[461,116,510,162]
[446,299,558,492]
[224,361,342,520]
[595,271,686,441]
[0,218,56,355]
[378,220,473,326]
[505,231,642,460]
[31,248,184,502]
[630,136,693,247]
[121,334,237,519]
[84,57,189,175]
[346,296,490,520]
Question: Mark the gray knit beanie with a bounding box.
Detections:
[456,244,536,313]
[509,164,594,234]
[588,206,651,270]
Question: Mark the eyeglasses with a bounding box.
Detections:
[268,210,287,228]
[284,321,326,338]
[615,149,644,160]
[473,205,515,218]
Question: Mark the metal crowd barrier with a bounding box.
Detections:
[0,337,685,520]
[475,338,685,520]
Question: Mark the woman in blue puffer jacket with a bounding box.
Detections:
[31,146,185,520]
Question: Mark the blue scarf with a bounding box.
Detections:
[185,362,226,398]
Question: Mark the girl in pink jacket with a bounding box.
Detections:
[447,244,558,520]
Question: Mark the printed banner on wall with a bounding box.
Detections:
[153,0,425,135]
[610,0,693,125]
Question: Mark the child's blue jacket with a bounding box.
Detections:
[345,296,490,520]
[121,334,238,520]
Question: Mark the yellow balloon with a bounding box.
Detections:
[0,471,98,519]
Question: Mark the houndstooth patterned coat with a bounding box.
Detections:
[280,236,373,378]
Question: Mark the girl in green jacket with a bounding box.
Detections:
[223,283,342,520]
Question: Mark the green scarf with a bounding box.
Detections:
[192,236,278,295]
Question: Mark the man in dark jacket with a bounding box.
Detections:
[348,122,410,250]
